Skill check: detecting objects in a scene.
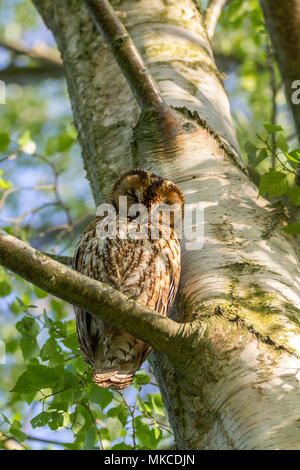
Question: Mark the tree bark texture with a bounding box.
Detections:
[260,0,300,142]
[31,0,300,449]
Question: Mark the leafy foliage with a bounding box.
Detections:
[1,296,172,450]
[245,125,300,233]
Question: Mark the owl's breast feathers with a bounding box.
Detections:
[73,216,181,390]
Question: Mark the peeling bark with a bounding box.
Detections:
[30,0,300,449]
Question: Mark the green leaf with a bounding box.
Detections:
[89,385,114,409]
[57,133,75,152]
[154,421,160,439]
[20,335,39,361]
[11,365,61,394]
[5,338,19,354]
[31,411,64,430]
[253,148,268,166]
[111,442,132,450]
[107,416,123,441]
[0,280,12,297]
[43,310,53,328]
[283,222,300,234]
[16,316,40,361]
[287,186,300,206]
[18,130,36,154]
[289,149,300,160]
[0,132,10,151]
[30,411,50,428]
[63,365,78,389]
[107,403,129,426]
[284,151,300,164]
[84,427,96,450]
[50,298,66,317]
[263,124,283,134]
[1,412,11,425]
[45,133,74,156]
[33,286,48,299]
[135,416,161,449]
[111,443,132,450]
[16,297,37,309]
[40,337,64,365]
[9,421,26,442]
[49,389,74,412]
[0,177,12,190]
[244,140,257,161]
[133,372,151,386]
[62,333,79,351]
[48,411,64,430]
[16,316,39,337]
[259,170,289,197]
[16,297,27,308]
[51,320,67,338]
[276,134,289,153]
[151,394,165,417]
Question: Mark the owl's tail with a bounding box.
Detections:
[92,371,135,390]
[92,332,152,390]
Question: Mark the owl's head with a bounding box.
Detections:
[109,169,185,217]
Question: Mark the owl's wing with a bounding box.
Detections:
[72,217,109,366]
[73,218,181,390]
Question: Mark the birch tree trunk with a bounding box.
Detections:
[32,0,300,449]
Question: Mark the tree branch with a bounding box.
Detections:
[0,38,62,66]
[260,0,300,143]
[0,64,64,84]
[0,38,63,84]
[0,229,191,364]
[0,432,26,451]
[205,0,232,40]
[82,0,165,111]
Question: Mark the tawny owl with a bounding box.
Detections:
[72,169,184,390]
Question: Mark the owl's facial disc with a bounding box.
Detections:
[110,172,147,211]
[109,169,184,223]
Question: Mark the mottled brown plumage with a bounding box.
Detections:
[73,169,184,390]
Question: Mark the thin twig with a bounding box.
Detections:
[0,38,62,66]
[81,402,103,450]
[0,431,27,450]
[40,388,68,403]
[143,411,172,434]
[0,148,74,243]
[117,392,137,449]
[32,151,73,226]
[82,0,165,111]
[256,133,294,174]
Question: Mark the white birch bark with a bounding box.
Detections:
[33,0,300,449]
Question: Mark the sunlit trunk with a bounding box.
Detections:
[34,0,300,449]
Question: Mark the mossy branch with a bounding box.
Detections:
[0,229,192,363]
